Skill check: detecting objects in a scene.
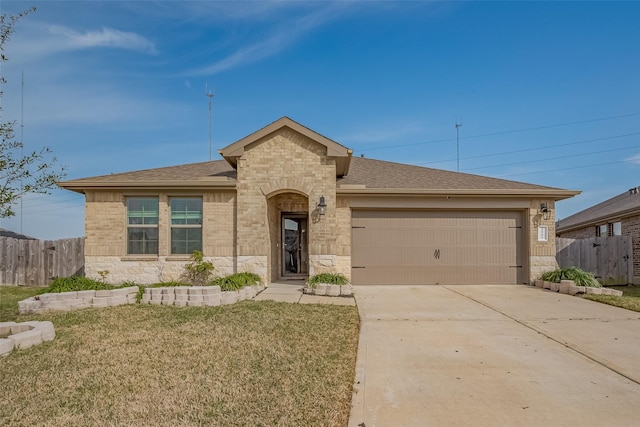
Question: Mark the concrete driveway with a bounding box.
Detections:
[349,285,640,427]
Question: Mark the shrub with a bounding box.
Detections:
[183,250,215,286]
[540,267,601,288]
[307,273,349,287]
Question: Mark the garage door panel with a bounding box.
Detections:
[351,210,523,285]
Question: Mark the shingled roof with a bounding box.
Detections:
[60,156,576,199]
[557,186,640,232]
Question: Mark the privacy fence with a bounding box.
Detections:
[0,237,84,286]
[556,236,633,285]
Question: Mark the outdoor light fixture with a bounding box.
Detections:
[317,196,327,216]
[540,203,551,221]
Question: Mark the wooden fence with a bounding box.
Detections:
[0,237,84,286]
[556,236,633,285]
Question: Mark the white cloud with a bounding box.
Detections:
[188,3,348,76]
[47,25,158,55]
[625,153,640,165]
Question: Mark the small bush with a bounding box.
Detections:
[540,267,601,288]
[43,276,116,293]
[183,250,215,286]
[307,273,349,287]
[210,272,261,291]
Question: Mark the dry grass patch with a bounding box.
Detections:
[0,301,360,427]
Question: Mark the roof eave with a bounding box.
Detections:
[337,187,581,198]
[58,179,237,194]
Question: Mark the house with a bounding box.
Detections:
[0,228,36,240]
[556,186,640,284]
[59,117,578,286]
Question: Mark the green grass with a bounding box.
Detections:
[0,291,360,427]
[0,286,41,322]
[581,285,640,312]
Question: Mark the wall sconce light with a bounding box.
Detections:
[317,196,327,216]
[539,203,551,221]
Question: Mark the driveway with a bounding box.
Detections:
[349,285,640,427]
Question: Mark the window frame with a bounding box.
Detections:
[126,197,159,255]
[169,197,203,255]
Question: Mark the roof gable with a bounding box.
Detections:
[219,116,353,176]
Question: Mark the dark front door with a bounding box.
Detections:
[282,214,308,277]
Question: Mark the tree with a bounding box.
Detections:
[0,7,66,218]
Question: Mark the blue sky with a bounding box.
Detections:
[1,0,639,240]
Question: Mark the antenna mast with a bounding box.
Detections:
[455,118,462,172]
[205,84,215,161]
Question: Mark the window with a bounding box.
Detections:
[127,197,159,254]
[612,221,622,236]
[170,198,203,254]
[596,222,622,237]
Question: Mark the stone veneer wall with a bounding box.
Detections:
[622,214,640,281]
[86,256,235,285]
[528,199,558,283]
[235,128,339,284]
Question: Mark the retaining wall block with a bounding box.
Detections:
[0,322,17,336]
[569,285,585,296]
[326,285,341,297]
[202,286,222,296]
[187,300,203,307]
[161,299,174,306]
[0,338,16,356]
[0,338,15,356]
[12,329,43,350]
[23,321,55,341]
[341,285,353,296]
[221,291,239,305]
[188,287,204,296]
[58,292,79,301]
[94,290,113,298]
[150,288,163,297]
[203,295,221,307]
[559,281,572,294]
[161,288,175,296]
[535,280,544,288]
[174,300,187,307]
[77,290,96,299]
[174,287,188,296]
[70,301,91,310]
[611,289,623,296]
[586,287,603,295]
[188,295,204,302]
[175,295,188,302]
[43,301,70,312]
[314,283,328,296]
[550,282,559,292]
[10,324,31,334]
[141,295,151,304]
[126,295,137,304]
[149,299,162,305]
[542,281,552,290]
[38,293,58,303]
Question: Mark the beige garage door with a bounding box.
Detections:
[351,210,524,285]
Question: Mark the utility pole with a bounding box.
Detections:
[455,119,462,172]
[205,84,214,161]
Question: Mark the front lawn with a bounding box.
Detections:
[0,293,360,427]
[0,285,40,322]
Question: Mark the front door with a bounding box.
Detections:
[282,214,308,277]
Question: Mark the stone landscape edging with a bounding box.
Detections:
[17,284,267,315]
[303,283,354,297]
[141,284,266,307]
[533,279,623,297]
[0,321,56,357]
[18,286,139,315]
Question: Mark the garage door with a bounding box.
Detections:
[351,210,524,285]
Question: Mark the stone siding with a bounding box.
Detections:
[85,255,235,285]
[622,214,640,281]
[527,199,557,283]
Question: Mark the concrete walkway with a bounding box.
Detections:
[253,281,356,306]
[349,285,640,427]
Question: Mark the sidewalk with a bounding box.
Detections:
[253,281,356,306]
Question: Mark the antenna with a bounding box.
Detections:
[455,118,462,172]
[20,70,24,233]
[205,84,215,161]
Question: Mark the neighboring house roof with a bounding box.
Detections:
[557,186,640,232]
[0,228,36,240]
[59,156,577,199]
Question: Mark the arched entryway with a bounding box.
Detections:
[267,192,309,282]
